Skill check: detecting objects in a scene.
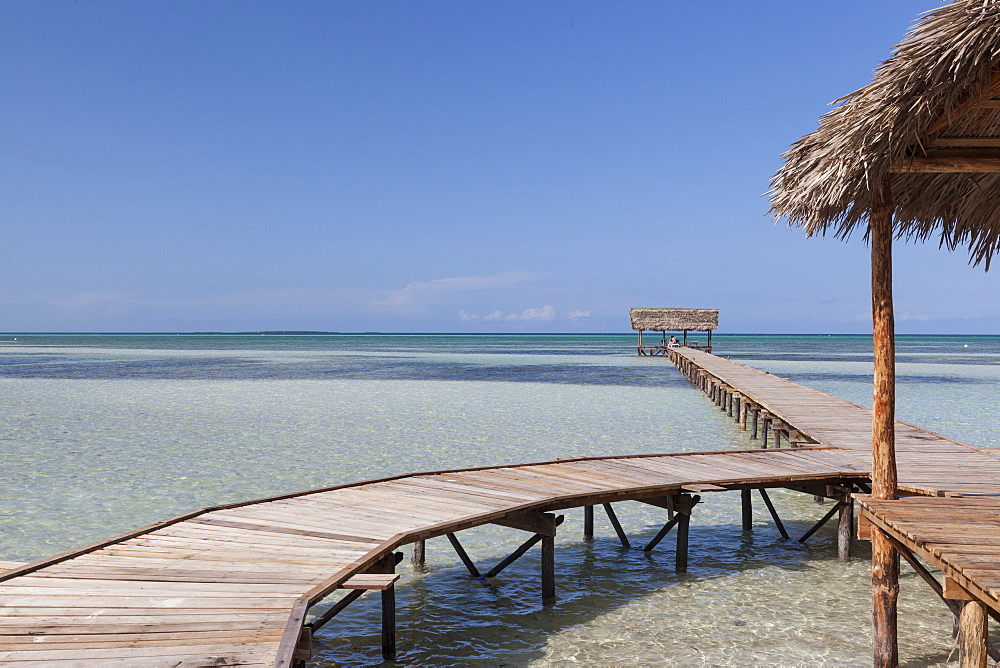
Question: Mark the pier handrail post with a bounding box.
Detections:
[870,174,899,667]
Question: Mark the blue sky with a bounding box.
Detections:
[3,1,997,334]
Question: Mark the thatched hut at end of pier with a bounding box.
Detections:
[629,308,719,355]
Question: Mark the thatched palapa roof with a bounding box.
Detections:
[770,0,1000,268]
[629,308,718,332]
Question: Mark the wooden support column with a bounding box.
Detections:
[583,505,594,540]
[381,584,396,661]
[870,174,899,668]
[751,409,759,439]
[674,494,699,573]
[411,540,425,568]
[741,489,753,531]
[541,533,556,602]
[959,600,988,668]
[838,497,853,561]
[484,513,562,602]
[740,401,749,430]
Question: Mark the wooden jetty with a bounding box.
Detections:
[2,346,999,665]
[668,346,1000,665]
[0,446,866,666]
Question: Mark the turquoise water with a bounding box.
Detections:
[1,333,998,665]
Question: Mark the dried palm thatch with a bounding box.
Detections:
[629,308,718,332]
[770,0,1000,268]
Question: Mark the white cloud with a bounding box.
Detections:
[567,309,593,321]
[459,305,558,322]
[371,272,541,310]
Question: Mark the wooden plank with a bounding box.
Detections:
[339,574,399,591]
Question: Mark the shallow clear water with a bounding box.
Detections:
[1,333,998,665]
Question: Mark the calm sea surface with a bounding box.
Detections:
[2,333,998,665]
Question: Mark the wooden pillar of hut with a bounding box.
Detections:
[870,175,899,668]
[707,329,712,352]
[683,329,688,346]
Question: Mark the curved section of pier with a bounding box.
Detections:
[4,346,999,665]
[0,447,865,666]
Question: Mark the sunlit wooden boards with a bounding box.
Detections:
[1,447,866,665]
[669,348,1000,499]
[858,495,1000,613]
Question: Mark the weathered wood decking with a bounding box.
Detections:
[0,448,864,666]
[668,347,1000,624]
[2,346,998,665]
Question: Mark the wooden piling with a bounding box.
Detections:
[584,505,594,540]
[838,498,853,560]
[741,489,752,531]
[673,494,698,573]
[959,600,988,668]
[675,512,690,573]
[411,539,425,567]
[541,535,556,602]
[381,584,396,660]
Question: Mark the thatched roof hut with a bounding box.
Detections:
[628,308,718,332]
[770,0,1000,269]
[770,2,1000,663]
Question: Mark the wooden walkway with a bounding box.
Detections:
[0,448,866,666]
[668,347,1000,623]
[3,346,998,665]
[669,348,1000,499]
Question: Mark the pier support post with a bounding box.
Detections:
[838,498,853,560]
[674,494,699,573]
[411,539,425,568]
[603,503,630,548]
[381,584,396,661]
[375,552,402,662]
[751,409,759,440]
[487,513,562,602]
[541,534,556,602]
[740,401,749,431]
[583,505,594,540]
[741,489,752,531]
[959,600,988,668]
